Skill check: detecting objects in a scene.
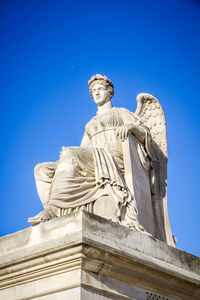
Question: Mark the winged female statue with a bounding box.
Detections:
[28,74,174,246]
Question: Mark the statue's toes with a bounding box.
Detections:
[28,211,45,224]
[28,210,52,224]
[40,214,50,222]
[28,216,40,224]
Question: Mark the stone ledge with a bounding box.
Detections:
[0,211,199,300]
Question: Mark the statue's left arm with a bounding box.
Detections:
[116,108,154,163]
[116,108,146,142]
[116,108,149,143]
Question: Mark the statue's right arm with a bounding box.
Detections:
[80,131,92,147]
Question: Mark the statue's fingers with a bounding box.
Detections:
[116,127,120,137]
[124,128,129,139]
[121,128,126,141]
[118,128,122,139]
[116,127,122,139]
[123,128,127,140]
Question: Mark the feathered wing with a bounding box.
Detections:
[135,93,174,245]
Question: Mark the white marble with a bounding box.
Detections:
[28,74,174,245]
[0,211,199,300]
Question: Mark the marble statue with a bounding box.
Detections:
[28,74,174,246]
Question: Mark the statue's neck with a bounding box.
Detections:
[97,101,113,114]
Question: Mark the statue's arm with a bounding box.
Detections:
[129,124,147,143]
[80,130,92,147]
[116,108,148,144]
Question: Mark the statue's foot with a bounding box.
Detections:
[28,207,56,224]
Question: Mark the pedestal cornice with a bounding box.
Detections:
[0,211,199,300]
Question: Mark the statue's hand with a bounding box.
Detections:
[116,124,136,141]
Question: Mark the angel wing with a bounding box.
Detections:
[135,93,174,246]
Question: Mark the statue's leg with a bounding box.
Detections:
[28,147,95,224]
[28,162,58,224]
[34,162,58,208]
[47,147,94,206]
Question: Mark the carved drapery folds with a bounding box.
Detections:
[29,75,174,246]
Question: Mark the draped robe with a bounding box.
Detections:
[34,107,151,228]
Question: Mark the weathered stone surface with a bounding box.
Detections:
[28,74,174,246]
[0,211,199,299]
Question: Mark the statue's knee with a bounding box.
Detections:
[34,163,43,175]
[34,162,49,177]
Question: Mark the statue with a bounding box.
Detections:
[28,74,174,246]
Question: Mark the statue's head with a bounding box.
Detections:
[88,74,114,106]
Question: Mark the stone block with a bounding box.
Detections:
[0,211,199,299]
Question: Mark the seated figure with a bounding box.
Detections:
[28,74,174,246]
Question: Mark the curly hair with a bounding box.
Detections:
[88,74,114,99]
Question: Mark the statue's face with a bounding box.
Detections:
[92,83,110,106]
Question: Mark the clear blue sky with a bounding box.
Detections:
[0,0,199,256]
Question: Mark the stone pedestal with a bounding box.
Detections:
[0,211,199,300]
